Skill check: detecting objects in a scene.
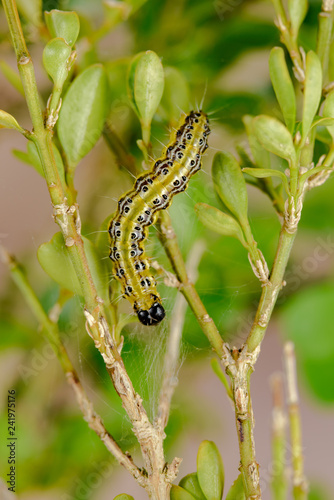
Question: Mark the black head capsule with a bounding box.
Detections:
[137,303,165,326]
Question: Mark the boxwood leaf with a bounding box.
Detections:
[197,441,224,500]
[195,203,247,248]
[45,9,80,47]
[179,473,206,500]
[288,0,308,38]
[225,474,245,500]
[243,115,271,169]
[58,64,110,168]
[212,152,248,226]
[171,485,197,500]
[127,50,164,128]
[322,90,334,139]
[242,167,290,194]
[37,232,108,301]
[0,110,25,133]
[302,51,322,141]
[269,47,296,133]
[43,38,72,86]
[252,115,296,164]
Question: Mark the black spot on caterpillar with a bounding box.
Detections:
[109,110,210,326]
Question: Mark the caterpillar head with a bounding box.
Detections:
[137,302,165,326]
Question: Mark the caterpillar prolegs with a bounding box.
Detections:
[108,110,210,325]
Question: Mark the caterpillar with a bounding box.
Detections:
[108,110,210,325]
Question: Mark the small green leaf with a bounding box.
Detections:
[179,473,206,500]
[0,61,24,96]
[37,233,108,301]
[103,1,131,25]
[171,485,197,500]
[161,67,190,125]
[58,64,110,168]
[243,115,271,169]
[242,167,290,194]
[113,495,134,500]
[43,38,72,86]
[197,441,224,500]
[0,110,25,134]
[225,474,246,500]
[45,9,80,47]
[252,115,296,164]
[211,359,233,400]
[269,47,296,133]
[212,152,248,226]
[195,203,247,248]
[288,0,308,38]
[302,51,322,141]
[322,90,334,139]
[14,141,66,187]
[127,50,164,128]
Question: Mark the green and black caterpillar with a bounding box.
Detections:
[109,110,210,325]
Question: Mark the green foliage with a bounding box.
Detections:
[197,441,224,500]
[58,64,110,168]
[225,474,245,500]
[302,51,322,141]
[37,232,109,302]
[269,47,296,133]
[0,109,25,133]
[252,115,296,164]
[43,38,72,86]
[45,9,80,47]
[195,203,247,248]
[212,152,248,227]
[179,473,206,500]
[127,50,164,135]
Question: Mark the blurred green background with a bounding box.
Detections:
[0,0,334,498]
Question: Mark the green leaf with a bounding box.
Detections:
[0,61,24,96]
[197,441,224,500]
[0,110,25,134]
[243,115,271,169]
[242,167,290,194]
[14,141,66,187]
[113,495,134,500]
[269,47,296,133]
[252,115,296,164]
[225,474,245,500]
[37,233,109,302]
[171,485,197,500]
[179,473,206,500]
[195,203,247,248]
[161,67,190,125]
[322,90,334,139]
[212,152,248,226]
[127,50,164,128]
[288,0,308,38]
[45,9,80,47]
[211,359,233,400]
[43,38,72,86]
[58,64,110,168]
[302,51,322,141]
[103,1,131,25]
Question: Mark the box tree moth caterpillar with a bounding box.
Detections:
[109,110,210,325]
